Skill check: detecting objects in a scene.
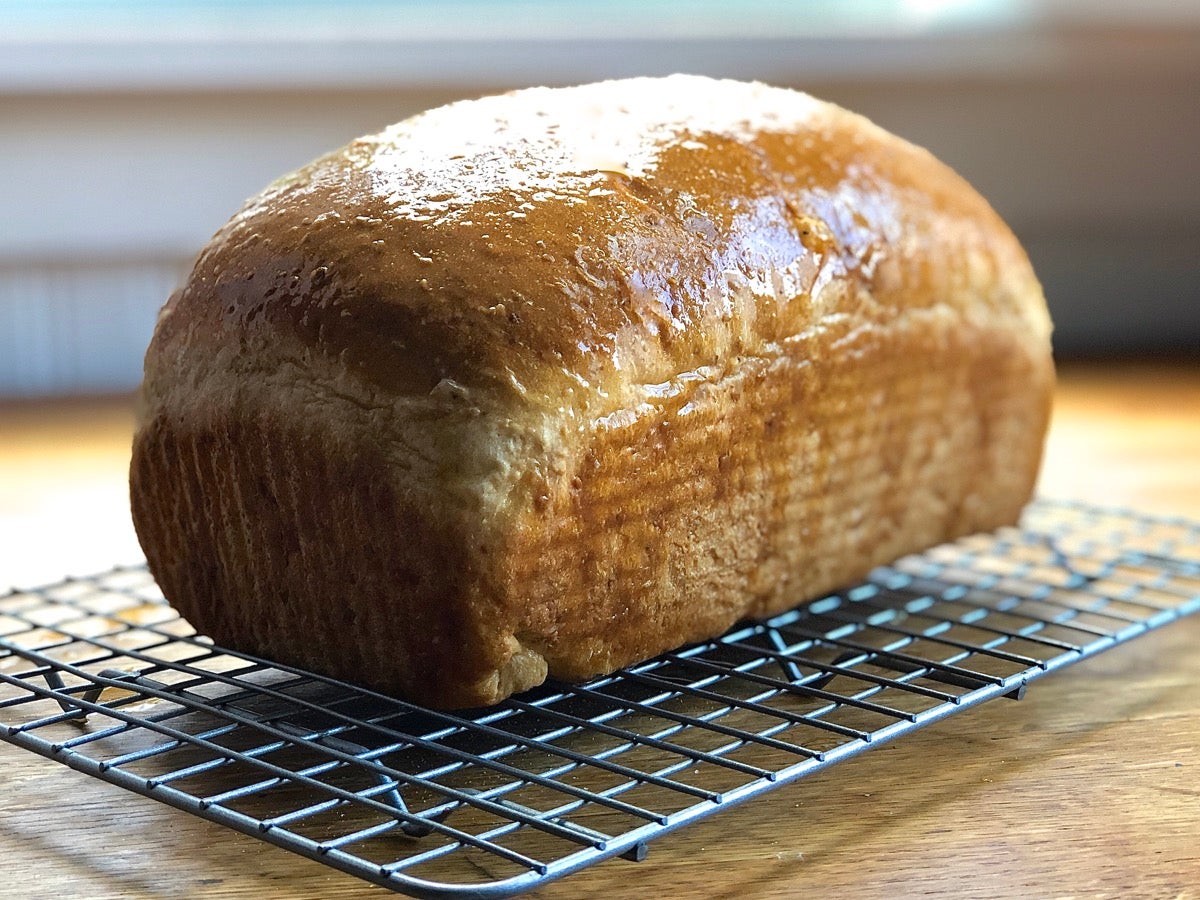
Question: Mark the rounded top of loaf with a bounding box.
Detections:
[147,74,1048,423]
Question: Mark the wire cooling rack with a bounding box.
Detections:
[2,500,1198,898]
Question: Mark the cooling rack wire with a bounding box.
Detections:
[2,499,1197,898]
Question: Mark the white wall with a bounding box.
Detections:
[2,7,1198,394]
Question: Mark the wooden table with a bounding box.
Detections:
[1,362,1198,900]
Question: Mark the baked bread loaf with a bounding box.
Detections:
[130,76,1053,708]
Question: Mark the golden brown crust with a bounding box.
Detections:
[131,76,1053,708]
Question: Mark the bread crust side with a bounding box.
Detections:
[501,304,1052,682]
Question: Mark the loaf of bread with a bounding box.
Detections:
[130,76,1053,708]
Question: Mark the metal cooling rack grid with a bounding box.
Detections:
[1,499,1197,898]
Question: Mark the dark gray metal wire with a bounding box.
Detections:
[1,500,1197,899]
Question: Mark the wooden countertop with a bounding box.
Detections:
[1,362,1198,899]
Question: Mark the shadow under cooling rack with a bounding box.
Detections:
[1,500,1198,898]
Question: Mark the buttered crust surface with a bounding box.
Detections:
[131,76,1053,708]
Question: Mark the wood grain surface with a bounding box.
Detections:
[1,362,1198,900]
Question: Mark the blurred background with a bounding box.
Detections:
[0,0,1197,397]
[1,0,1198,586]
